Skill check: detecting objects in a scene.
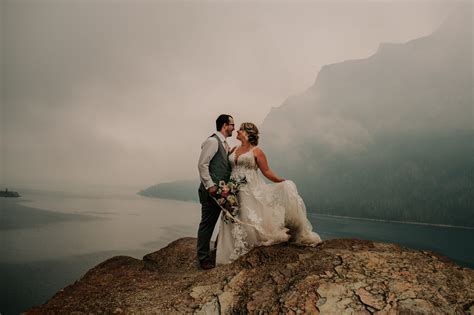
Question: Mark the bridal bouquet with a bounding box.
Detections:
[212,176,247,224]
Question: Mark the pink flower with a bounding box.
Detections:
[221,191,230,198]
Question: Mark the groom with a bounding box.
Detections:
[197,114,234,269]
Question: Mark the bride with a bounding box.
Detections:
[216,122,321,265]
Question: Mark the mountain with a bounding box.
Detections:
[138,180,200,202]
[24,238,474,314]
[259,8,473,226]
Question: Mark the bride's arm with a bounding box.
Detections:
[254,148,285,183]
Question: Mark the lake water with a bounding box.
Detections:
[1,188,473,315]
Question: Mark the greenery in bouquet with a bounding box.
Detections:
[212,176,247,224]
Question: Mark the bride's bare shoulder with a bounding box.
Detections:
[252,146,265,156]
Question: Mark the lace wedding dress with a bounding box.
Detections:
[216,147,321,265]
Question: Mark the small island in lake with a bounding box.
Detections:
[0,188,21,198]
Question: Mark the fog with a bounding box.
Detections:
[1,1,457,191]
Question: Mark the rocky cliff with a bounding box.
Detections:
[25,238,473,314]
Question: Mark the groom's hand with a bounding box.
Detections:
[208,186,217,197]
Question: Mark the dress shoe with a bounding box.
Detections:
[199,260,215,270]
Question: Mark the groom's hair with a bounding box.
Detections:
[216,114,233,131]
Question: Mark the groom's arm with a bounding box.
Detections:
[198,137,219,190]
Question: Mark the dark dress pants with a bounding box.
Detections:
[197,187,221,262]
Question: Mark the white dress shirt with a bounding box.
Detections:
[198,132,228,189]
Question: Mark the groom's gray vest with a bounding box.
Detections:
[198,134,231,203]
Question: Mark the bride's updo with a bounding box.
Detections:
[241,122,259,146]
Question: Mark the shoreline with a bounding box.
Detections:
[310,213,474,230]
[144,196,474,230]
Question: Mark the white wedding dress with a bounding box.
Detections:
[216,147,321,265]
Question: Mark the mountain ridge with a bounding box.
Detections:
[258,7,473,225]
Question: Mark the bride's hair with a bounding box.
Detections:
[241,122,259,146]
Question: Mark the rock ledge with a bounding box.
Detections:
[25,238,474,314]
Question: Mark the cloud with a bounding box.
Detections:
[1,1,452,190]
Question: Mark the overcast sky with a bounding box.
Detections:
[1,0,460,191]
